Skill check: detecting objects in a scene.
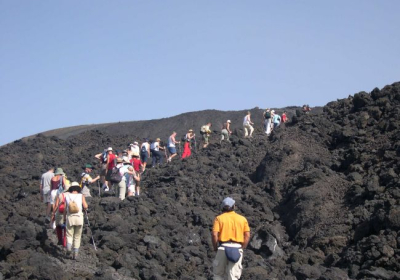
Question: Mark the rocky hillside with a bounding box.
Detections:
[0,82,400,280]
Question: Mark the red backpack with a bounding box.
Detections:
[58,194,66,213]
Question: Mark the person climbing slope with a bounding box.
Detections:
[182,129,195,159]
[80,164,100,197]
[167,132,180,162]
[243,111,254,138]
[263,108,272,136]
[201,123,212,148]
[63,182,88,260]
[40,166,54,223]
[220,120,232,143]
[140,139,151,172]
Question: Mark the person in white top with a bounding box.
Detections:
[167,132,180,162]
[114,157,134,200]
[140,139,151,173]
[151,138,165,167]
[40,167,54,222]
[243,111,254,138]
[63,182,88,260]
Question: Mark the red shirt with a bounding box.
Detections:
[282,113,287,123]
[107,153,116,170]
[131,158,141,172]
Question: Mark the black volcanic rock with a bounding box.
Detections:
[1,82,400,279]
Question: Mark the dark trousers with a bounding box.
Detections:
[152,150,163,166]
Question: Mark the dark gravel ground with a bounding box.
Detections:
[1,82,400,279]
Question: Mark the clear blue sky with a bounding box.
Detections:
[1,1,399,146]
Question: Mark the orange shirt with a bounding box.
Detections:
[212,211,250,243]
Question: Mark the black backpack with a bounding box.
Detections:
[141,144,147,153]
[109,166,122,183]
[264,111,271,119]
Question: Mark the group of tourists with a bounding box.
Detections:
[39,108,297,278]
[40,167,88,259]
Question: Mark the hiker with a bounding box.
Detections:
[243,111,254,138]
[263,108,272,136]
[151,138,165,167]
[80,164,100,197]
[127,165,141,197]
[50,168,67,217]
[130,154,143,174]
[40,167,54,222]
[201,123,212,148]
[167,132,180,162]
[94,149,108,190]
[273,112,282,129]
[105,147,116,191]
[303,104,312,113]
[63,182,88,260]
[130,141,140,158]
[212,197,250,280]
[182,129,195,159]
[114,157,134,200]
[52,182,70,247]
[140,139,151,172]
[282,111,288,123]
[220,120,232,143]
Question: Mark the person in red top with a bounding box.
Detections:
[105,147,116,188]
[181,129,195,159]
[282,111,288,123]
[130,155,143,173]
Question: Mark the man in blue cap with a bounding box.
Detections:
[211,197,251,280]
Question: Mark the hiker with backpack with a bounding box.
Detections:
[110,157,134,200]
[211,197,251,280]
[50,168,67,218]
[80,164,100,197]
[105,147,116,191]
[40,167,54,223]
[181,129,195,159]
[263,108,272,136]
[130,141,140,158]
[151,138,165,167]
[51,182,70,247]
[200,123,212,148]
[273,112,282,129]
[220,120,232,143]
[94,148,109,190]
[243,111,254,138]
[140,139,151,172]
[167,132,180,162]
[63,182,88,260]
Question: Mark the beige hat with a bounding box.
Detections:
[117,158,123,163]
[227,120,231,123]
[156,138,161,141]
[107,147,113,151]
[188,129,193,132]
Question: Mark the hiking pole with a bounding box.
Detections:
[193,136,197,153]
[84,209,97,251]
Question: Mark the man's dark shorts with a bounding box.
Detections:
[141,152,148,163]
[168,147,177,154]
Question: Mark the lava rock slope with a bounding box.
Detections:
[0,82,400,279]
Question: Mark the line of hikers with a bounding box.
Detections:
[39,108,292,261]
